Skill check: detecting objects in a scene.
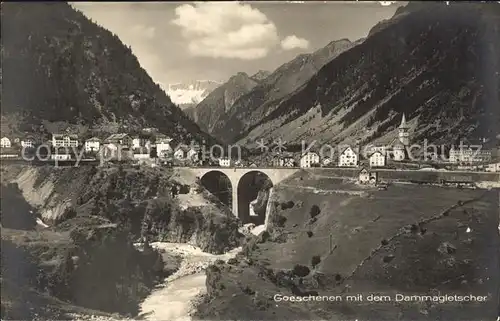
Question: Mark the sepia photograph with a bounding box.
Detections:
[1,1,499,320]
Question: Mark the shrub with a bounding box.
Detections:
[306,231,313,238]
[310,205,321,218]
[311,255,321,268]
[280,201,295,210]
[292,264,310,277]
[273,214,287,227]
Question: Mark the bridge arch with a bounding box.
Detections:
[237,171,273,225]
[189,167,299,219]
[199,170,233,211]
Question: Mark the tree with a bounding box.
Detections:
[310,205,321,218]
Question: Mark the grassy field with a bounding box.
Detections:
[197,173,500,320]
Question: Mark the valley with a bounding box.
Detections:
[1,1,500,321]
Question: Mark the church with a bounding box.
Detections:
[366,114,411,163]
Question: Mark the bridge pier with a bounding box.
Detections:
[232,188,239,218]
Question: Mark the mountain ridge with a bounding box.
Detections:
[0,2,218,145]
[188,38,359,142]
[185,72,260,133]
[225,2,500,148]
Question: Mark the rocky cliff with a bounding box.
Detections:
[1,164,241,254]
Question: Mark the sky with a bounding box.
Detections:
[71,1,403,89]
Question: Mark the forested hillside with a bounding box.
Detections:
[1,2,216,145]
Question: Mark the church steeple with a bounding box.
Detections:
[398,113,410,146]
[399,113,409,129]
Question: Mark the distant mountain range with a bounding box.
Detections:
[186,2,500,149]
[184,72,262,133]
[187,39,358,139]
[166,80,222,110]
[1,2,217,145]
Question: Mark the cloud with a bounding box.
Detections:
[131,25,156,39]
[171,2,279,60]
[280,35,310,50]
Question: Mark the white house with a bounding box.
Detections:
[358,167,378,185]
[358,168,371,184]
[105,133,132,148]
[133,152,151,160]
[101,143,119,159]
[392,143,406,161]
[174,147,186,160]
[187,148,199,161]
[84,137,100,153]
[369,151,386,168]
[338,146,358,167]
[449,146,492,164]
[273,156,295,167]
[1,137,11,148]
[132,135,152,151]
[321,157,333,167]
[299,152,320,168]
[21,138,35,148]
[156,136,172,158]
[485,162,500,172]
[219,157,231,167]
[50,154,72,161]
[52,134,79,148]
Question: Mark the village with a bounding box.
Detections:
[0,115,499,174]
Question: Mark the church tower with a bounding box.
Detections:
[398,113,410,146]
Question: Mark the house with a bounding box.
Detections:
[273,156,295,167]
[392,143,406,161]
[105,133,132,148]
[100,143,133,160]
[425,151,439,162]
[1,137,11,148]
[300,152,320,168]
[338,146,358,167]
[52,134,79,148]
[186,147,199,161]
[50,154,72,161]
[133,150,151,160]
[358,168,371,184]
[132,135,152,150]
[358,167,378,185]
[173,146,187,160]
[219,157,231,167]
[369,151,386,168]
[21,137,36,148]
[156,135,173,158]
[322,157,333,167]
[449,145,492,164]
[249,162,257,167]
[84,137,100,153]
[485,162,500,172]
[365,144,387,156]
[281,157,295,167]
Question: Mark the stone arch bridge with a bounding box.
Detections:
[188,167,300,219]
